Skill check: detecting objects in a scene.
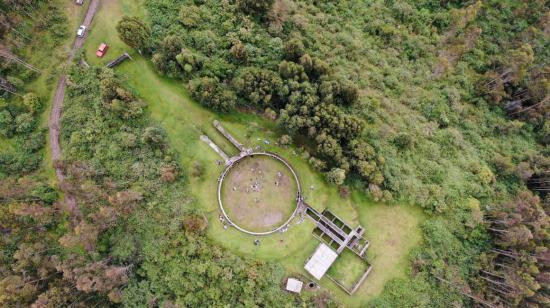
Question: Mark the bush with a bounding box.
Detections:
[283,37,305,61]
[116,16,150,52]
[326,168,346,185]
[142,127,166,147]
[22,93,42,114]
[179,5,201,27]
[176,49,203,74]
[236,0,274,17]
[15,113,35,134]
[229,41,248,63]
[0,110,14,138]
[233,67,282,106]
[189,77,236,112]
[278,135,292,147]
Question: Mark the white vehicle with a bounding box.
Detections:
[76,25,86,37]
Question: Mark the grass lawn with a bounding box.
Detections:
[326,250,371,291]
[81,1,425,306]
[221,155,298,233]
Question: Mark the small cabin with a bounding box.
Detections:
[285,278,303,294]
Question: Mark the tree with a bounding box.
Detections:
[493,154,515,176]
[316,133,343,162]
[283,37,305,61]
[160,164,178,183]
[0,97,7,110]
[233,67,282,106]
[278,60,308,81]
[326,168,346,185]
[152,35,184,77]
[183,214,207,234]
[142,127,166,147]
[14,113,34,134]
[189,77,237,112]
[229,41,248,63]
[278,134,292,147]
[116,16,150,53]
[478,191,550,306]
[319,79,359,106]
[22,93,41,114]
[236,0,274,17]
[340,81,359,106]
[300,54,330,79]
[179,5,201,27]
[0,109,14,137]
[507,44,534,83]
[339,185,350,198]
[176,49,203,73]
[0,275,37,306]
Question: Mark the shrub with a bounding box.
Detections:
[142,127,166,147]
[179,5,201,27]
[233,67,282,106]
[22,93,42,114]
[116,16,150,52]
[236,0,274,17]
[15,113,35,134]
[325,168,346,185]
[0,110,14,138]
[229,41,248,63]
[278,134,292,147]
[189,77,236,112]
[283,37,305,61]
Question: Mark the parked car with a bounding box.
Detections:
[76,25,86,37]
[75,0,84,5]
[96,43,108,58]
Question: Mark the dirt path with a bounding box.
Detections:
[49,0,100,212]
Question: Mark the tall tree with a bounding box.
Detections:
[116,16,150,53]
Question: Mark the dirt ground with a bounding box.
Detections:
[221,156,298,232]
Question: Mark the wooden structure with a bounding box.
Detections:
[213,120,246,152]
[106,52,132,68]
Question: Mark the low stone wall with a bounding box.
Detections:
[217,152,302,236]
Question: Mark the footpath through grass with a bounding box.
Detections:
[81,1,425,305]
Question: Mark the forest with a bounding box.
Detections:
[1,0,549,307]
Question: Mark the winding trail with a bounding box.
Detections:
[49,0,100,212]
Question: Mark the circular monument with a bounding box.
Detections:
[218,152,301,235]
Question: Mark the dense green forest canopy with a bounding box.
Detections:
[130,0,549,306]
[0,0,67,177]
[142,0,548,213]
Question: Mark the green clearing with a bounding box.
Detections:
[326,249,371,291]
[80,1,424,305]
